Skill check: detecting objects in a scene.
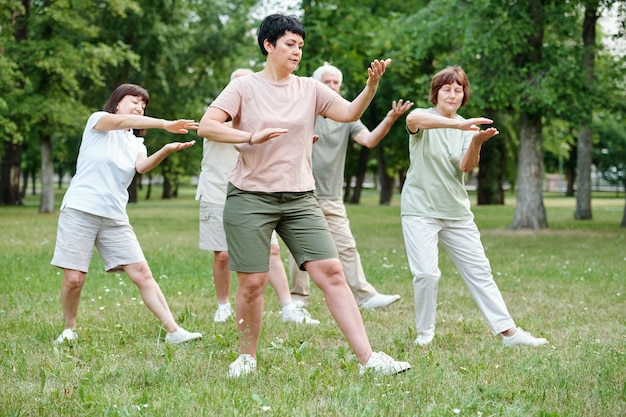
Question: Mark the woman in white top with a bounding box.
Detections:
[51,83,202,345]
[198,14,410,377]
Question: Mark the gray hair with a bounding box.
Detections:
[312,63,342,83]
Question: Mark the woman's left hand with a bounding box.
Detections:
[473,127,499,144]
[164,140,196,153]
[366,58,392,87]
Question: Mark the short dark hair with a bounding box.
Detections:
[429,66,470,107]
[103,84,150,136]
[257,14,305,56]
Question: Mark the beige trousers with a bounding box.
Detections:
[289,199,378,306]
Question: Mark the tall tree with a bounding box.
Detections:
[575,1,601,220]
[2,1,140,212]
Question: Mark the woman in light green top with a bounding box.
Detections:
[402,66,548,348]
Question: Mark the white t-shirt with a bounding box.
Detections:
[209,72,338,193]
[60,111,146,221]
[195,138,238,204]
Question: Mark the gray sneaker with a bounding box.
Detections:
[359,294,401,310]
[227,354,257,377]
[282,304,320,325]
[358,352,411,375]
[54,329,77,345]
[414,332,434,346]
[503,328,548,347]
[213,304,233,323]
[165,327,202,344]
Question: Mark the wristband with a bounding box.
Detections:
[247,131,255,145]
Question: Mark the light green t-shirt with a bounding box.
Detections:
[400,108,474,220]
[312,116,366,200]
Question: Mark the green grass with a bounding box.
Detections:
[1,187,624,416]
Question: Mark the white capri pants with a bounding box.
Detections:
[401,215,515,336]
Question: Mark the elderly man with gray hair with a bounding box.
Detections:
[289,63,413,310]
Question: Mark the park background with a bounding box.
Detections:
[1,0,625,416]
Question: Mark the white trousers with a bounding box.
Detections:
[401,216,515,336]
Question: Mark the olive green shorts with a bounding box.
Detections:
[223,183,337,273]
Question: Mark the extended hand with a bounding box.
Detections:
[366,58,392,87]
[165,120,200,134]
[458,117,493,131]
[249,128,289,145]
[164,140,196,153]
[473,127,499,144]
[388,99,414,119]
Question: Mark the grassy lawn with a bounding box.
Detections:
[0,187,624,416]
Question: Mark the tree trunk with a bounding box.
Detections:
[349,146,369,204]
[162,170,172,199]
[622,181,626,227]
[477,135,505,205]
[575,126,593,219]
[146,175,152,200]
[575,3,598,220]
[128,174,139,204]
[510,112,548,229]
[39,135,54,213]
[565,144,576,197]
[0,141,23,206]
[376,147,393,205]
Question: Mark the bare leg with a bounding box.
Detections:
[235,271,269,357]
[60,269,86,330]
[124,261,178,333]
[305,259,372,364]
[213,250,231,304]
[268,243,291,307]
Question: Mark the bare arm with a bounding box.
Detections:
[197,107,288,145]
[324,59,392,123]
[93,113,198,134]
[136,141,197,174]
[353,99,414,149]
[406,109,492,133]
[459,128,499,173]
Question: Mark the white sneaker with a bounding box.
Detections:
[282,304,320,325]
[358,352,411,375]
[415,332,434,346]
[359,293,401,310]
[502,328,548,347]
[227,354,257,377]
[54,329,77,345]
[165,327,203,344]
[213,304,233,323]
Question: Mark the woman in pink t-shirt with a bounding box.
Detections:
[198,13,411,377]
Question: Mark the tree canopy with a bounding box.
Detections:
[1,0,625,226]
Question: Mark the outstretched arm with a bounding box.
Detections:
[406,109,493,133]
[197,107,288,145]
[459,128,499,173]
[353,99,414,149]
[136,140,197,174]
[93,114,198,134]
[324,59,392,123]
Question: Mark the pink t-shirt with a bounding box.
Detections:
[210,72,338,192]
